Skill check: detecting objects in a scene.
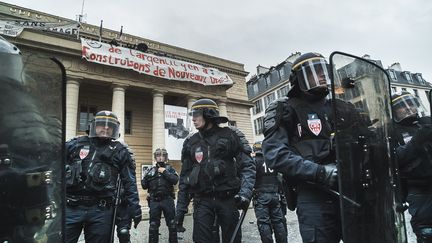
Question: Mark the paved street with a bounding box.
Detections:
[78,208,417,243]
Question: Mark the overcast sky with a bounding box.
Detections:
[3,0,432,82]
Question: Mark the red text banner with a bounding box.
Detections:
[81,38,233,86]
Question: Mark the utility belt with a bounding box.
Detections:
[195,189,237,199]
[148,193,173,202]
[66,195,113,208]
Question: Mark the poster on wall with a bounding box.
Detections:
[164,105,191,160]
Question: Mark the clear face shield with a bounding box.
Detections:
[88,117,120,139]
[293,58,331,92]
[154,151,168,164]
[392,94,419,123]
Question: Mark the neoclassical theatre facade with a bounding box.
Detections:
[0,2,253,204]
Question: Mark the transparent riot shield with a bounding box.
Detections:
[329,52,407,243]
[0,38,65,243]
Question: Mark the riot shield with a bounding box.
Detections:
[0,36,65,242]
[329,52,407,243]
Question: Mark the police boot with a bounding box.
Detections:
[169,220,178,243]
[117,227,131,243]
[149,222,159,243]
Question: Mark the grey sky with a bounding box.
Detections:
[3,0,432,82]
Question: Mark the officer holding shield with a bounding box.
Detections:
[392,92,432,243]
[262,52,361,242]
[65,111,142,243]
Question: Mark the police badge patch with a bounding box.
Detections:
[195,147,203,163]
[307,114,322,136]
[79,146,90,159]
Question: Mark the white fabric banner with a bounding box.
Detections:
[81,38,234,86]
[0,20,79,37]
[164,105,191,160]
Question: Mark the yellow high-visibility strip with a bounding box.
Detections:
[95,116,118,120]
[191,104,219,110]
[391,93,411,103]
[292,57,323,70]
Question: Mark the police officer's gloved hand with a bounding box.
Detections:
[133,214,142,229]
[316,163,338,187]
[175,213,186,232]
[130,205,142,228]
[410,127,432,146]
[234,195,250,210]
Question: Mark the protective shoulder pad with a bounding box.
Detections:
[228,126,252,154]
[419,116,432,125]
[263,97,288,136]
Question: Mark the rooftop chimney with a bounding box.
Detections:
[390,62,402,72]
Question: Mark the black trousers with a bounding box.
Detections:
[116,202,132,243]
[407,187,432,242]
[296,185,341,243]
[254,192,287,243]
[193,196,241,243]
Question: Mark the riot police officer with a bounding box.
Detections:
[177,98,256,243]
[252,141,287,243]
[142,148,179,243]
[392,92,432,243]
[0,35,64,243]
[262,53,343,243]
[65,111,142,243]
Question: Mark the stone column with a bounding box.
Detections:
[65,78,80,141]
[187,96,198,133]
[152,90,166,154]
[218,99,228,127]
[112,84,127,141]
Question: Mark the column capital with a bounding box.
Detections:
[217,97,228,104]
[112,83,129,90]
[152,89,167,96]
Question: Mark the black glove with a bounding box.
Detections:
[133,214,142,228]
[175,212,186,232]
[129,205,142,228]
[410,127,432,145]
[316,163,338,187]
[234,194,250,210]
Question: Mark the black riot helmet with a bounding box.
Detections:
[391,92,420,123]
[189,98,228,124]
[253,141,263,156]
[288,52,331,98]
[154,148,168,166]
[88,110,120,139]
[0,35,23,85]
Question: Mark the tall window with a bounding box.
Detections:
[389,70,397,80]
[404,72,413,83]
[253,100,263,115]
[391,87,397,94]
[125,110,132,134]
[253,82,259,94]
[79,105,97,132]
[254,117,264,135]
[265,75,271,87]
[277,85,289,98]
[279,68,285,80]
[264,93,276,108]
[413,89,419,97]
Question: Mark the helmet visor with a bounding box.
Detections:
[294,58,331,92]
[392,94,419,122]
[188,109,204,118]
[89,116,120,139]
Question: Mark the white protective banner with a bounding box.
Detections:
[0,20,79,37]
[81,38,234,86]
[164,105,191,160]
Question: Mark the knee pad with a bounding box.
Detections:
[117,228,130,243]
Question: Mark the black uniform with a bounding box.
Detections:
[142,163,179,243]
[253,153,288,243]
[394,116,432,242]
[263,96,360,243]
[65,136,141,243]
[177,126,256,243]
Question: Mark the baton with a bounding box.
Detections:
[306,181,361,208]
[229,207,248,243]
